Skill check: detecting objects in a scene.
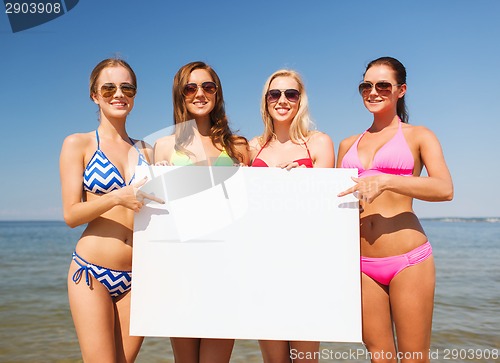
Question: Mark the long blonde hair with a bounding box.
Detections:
[259,69,314,145]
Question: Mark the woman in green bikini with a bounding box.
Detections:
[155,61,248,167]
[154,61,248,363]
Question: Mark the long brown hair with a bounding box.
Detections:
[172,61,247,162]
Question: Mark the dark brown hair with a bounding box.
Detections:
[365,57,409,123]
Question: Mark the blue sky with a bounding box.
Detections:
[1,0,499,220]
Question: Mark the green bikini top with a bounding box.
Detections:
[170,149,234,166]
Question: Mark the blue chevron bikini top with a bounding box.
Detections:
[83,130,149,194]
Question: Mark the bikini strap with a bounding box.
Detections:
[354,130,367,148]
[72,252,92,287]
[129,137,139,152]
[303,141,312,162]
[254,138,271,160]
[95,129,101,150]
[130,138,149,164]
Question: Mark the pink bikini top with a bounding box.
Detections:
[341,121,414,177]
[251,139,313,168]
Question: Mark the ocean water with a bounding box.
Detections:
[0,219,498,363]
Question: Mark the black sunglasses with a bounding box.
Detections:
[100,83,137,98]
[358,81,401,95]
[266,89,301,103]
[183,81,218,96]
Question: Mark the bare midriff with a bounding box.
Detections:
[74,192,134,270]
[360,191,427,258]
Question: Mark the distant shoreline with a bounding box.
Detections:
[1,217,499,223]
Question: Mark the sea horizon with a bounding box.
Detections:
[1,219,498,362]
[2,216,499,222]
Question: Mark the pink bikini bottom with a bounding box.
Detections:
[361,241,432,286]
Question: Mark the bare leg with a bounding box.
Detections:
[259,340,292,363]
[68,260,117,363]
[114,291,144,363]
[171,337,200,363]
[199,338,234,363]
[390,256,435,363]
[290,341,320,363]
[361,273,397,363]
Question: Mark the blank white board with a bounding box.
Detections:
[131,166,361,342]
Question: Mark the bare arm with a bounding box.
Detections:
[60,135,158,228]
[234,141,250,166]
[384,126,453,201]
[309,132,335,168]
[248,137,261,165]
[153,136,175,164]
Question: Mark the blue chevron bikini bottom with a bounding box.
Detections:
[71,251,132,299]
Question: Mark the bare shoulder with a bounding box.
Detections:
[338,133,361,150]
[154,134,176,150]
[306,131,334,156]
[62,131,94,151]
[403,123,440,143]
[153,134,175,162]
[248,136,263,161]
[249,136,261,148]
[60,132,95,169]
[308,131,333,146]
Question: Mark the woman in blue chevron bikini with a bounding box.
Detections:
[60,58,163,362]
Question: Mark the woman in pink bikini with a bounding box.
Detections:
[337,57,453,362]
[250,69,334,363]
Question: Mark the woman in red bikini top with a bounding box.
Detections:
[250,69,334,170]
[250,69,334,363]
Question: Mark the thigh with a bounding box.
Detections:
[114,291,144,363]
[390,256,435,362]
[199,338,234,363]
[68,260,116,363]
[289,341,320,363]
[171,337,200,363]
[259,340,292,363]
[361,273,397,361]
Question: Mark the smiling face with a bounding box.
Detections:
[266,76,300,125]
[184,68,216,123]
[92,66,135,121]
[362,65,406,116]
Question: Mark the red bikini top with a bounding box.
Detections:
[251,139,314,168]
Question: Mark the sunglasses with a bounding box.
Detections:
[100,83,137,98]
[266,89,301,103]
[183,81,218,96]
[358,81,401,95]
